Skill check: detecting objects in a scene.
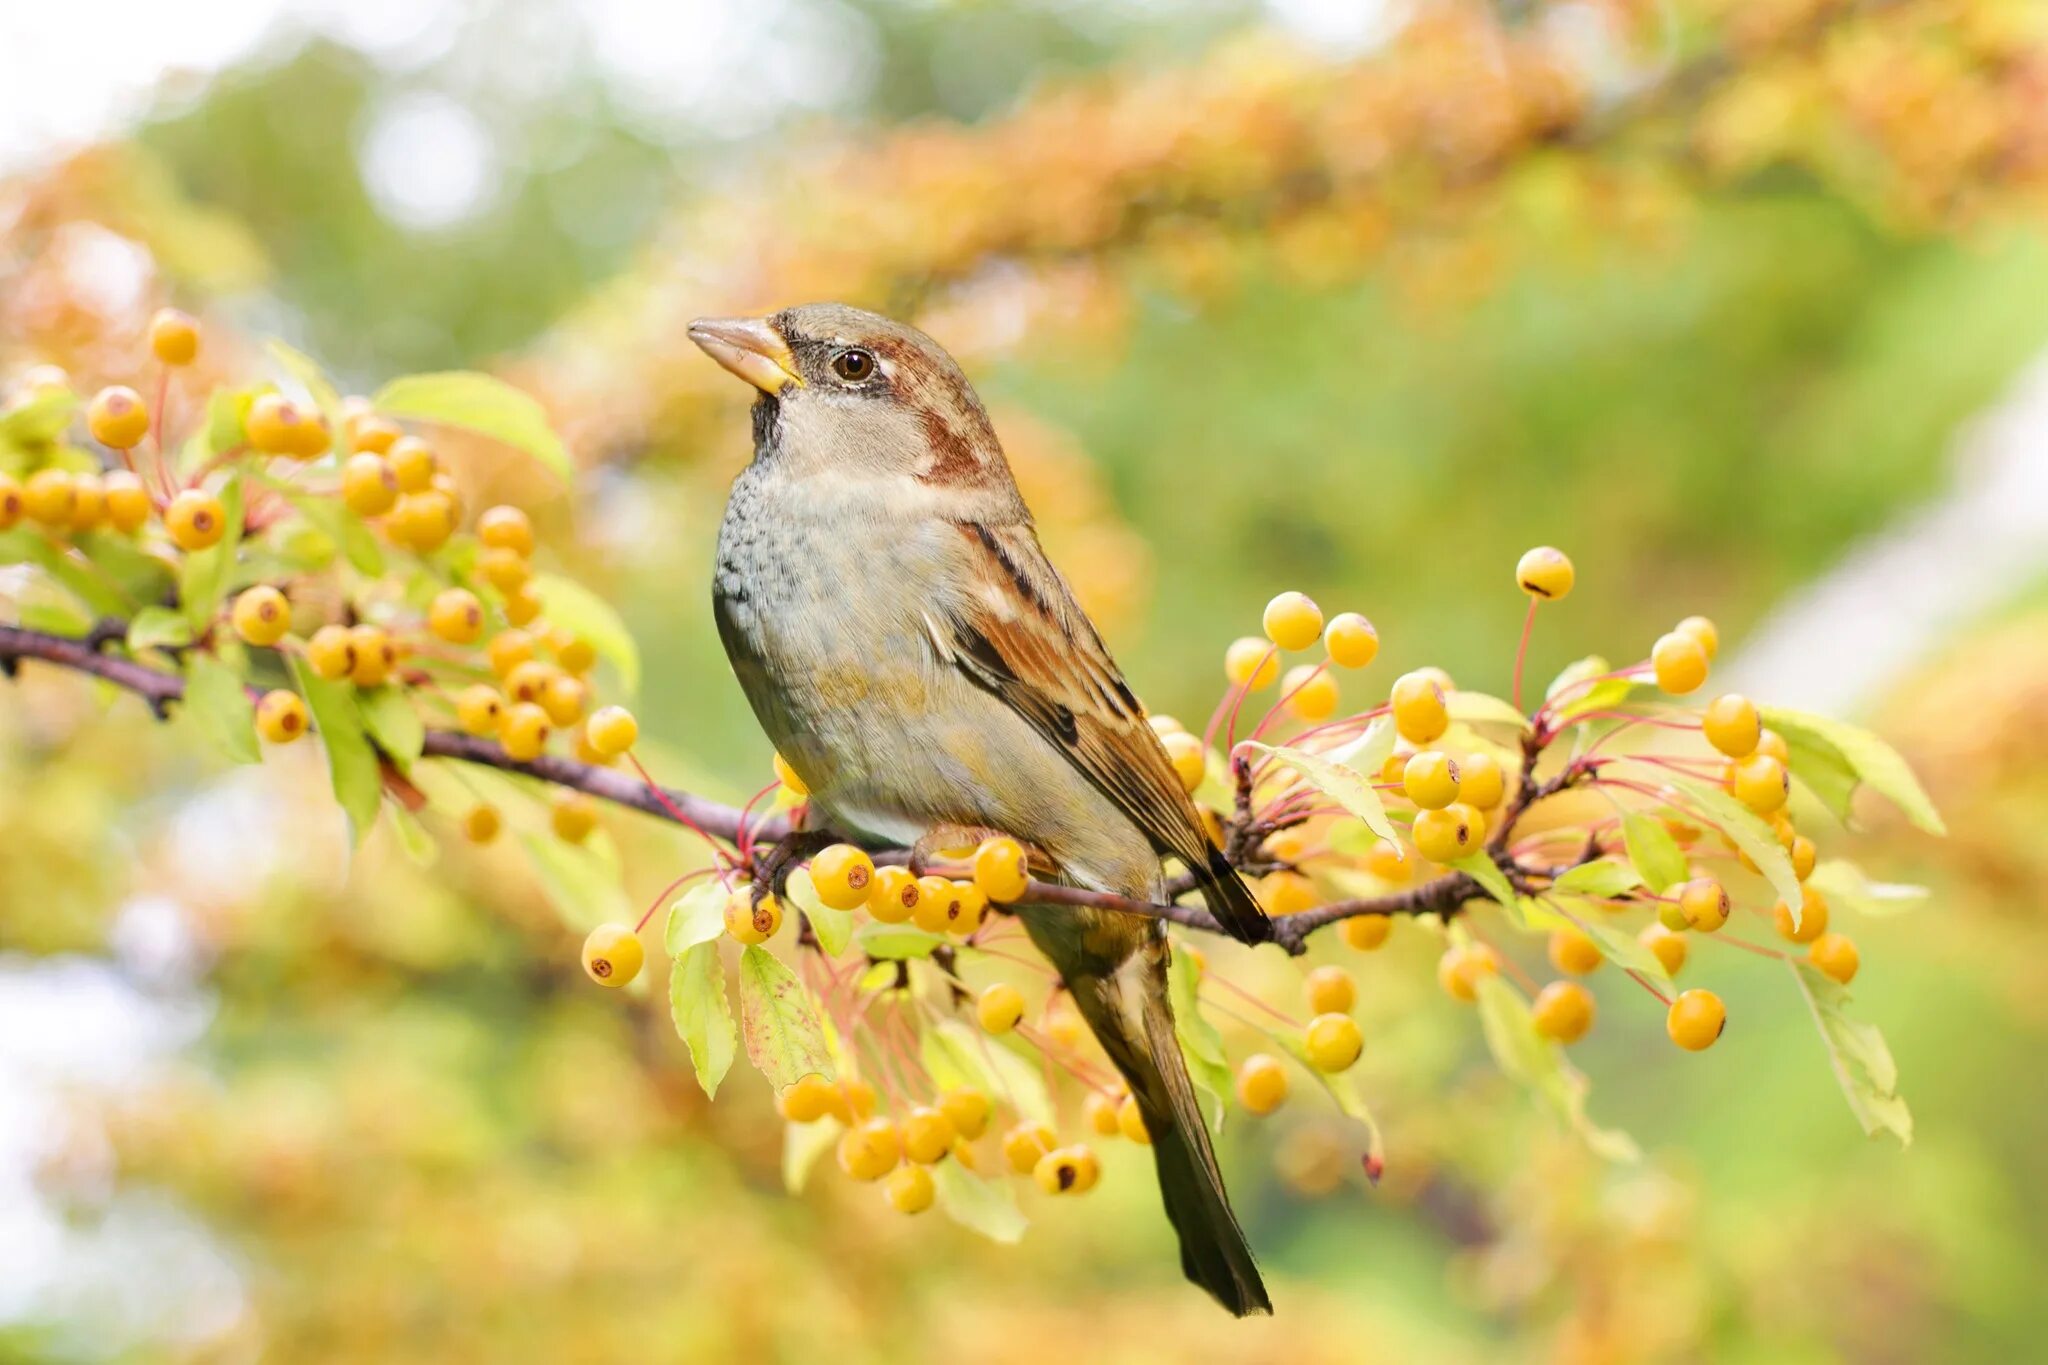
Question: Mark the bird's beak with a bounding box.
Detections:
[688,316,803,395]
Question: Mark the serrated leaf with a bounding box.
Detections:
[933,1160,1028,1244]
[1551,859,1642,899]
[1788,959,1911,1144]
[783,1117,842,1193]
[737,945,833,1091]
[1760,707,1945,836]
[671,942,738,1100]
[518,831,632,931]
[783,867,854,957]
[1621,812,1688,892]
[1775,727,1861,825]
[179,653,259,764]
[921,1018,1053,1128]
[358,687,424,769]
[855,923,946,959]
[1473,971,1639,1162]
[178,474,244,633]
[1240,720,1398,848]
[1446,690,1529,732]
[1167,940,1229,1136]
[1666,776,1802,923]
[1450,852,1514,908]
[290,657,380,841]
[1806,859,1928,918]
[266,339,343,443]
[665,881,729,954]
[372,371,573,484]
[532,572,639,693]
[126,605,194,652]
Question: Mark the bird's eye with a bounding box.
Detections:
[830,348,876,382]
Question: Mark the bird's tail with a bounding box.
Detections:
[1063,939,1271,1316]
[1193,846,1270,946]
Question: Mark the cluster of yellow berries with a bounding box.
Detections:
[1220,590,1379,724]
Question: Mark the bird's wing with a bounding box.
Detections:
[924,520,1217,875]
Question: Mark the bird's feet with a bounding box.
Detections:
[907,823,1045,878]
[749,827,840,908]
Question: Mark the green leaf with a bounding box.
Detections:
[670,942,738,1100]
[1167,939,1230,1136]
[3,531,129,618]
[16,590,91,635]
[1473,971,1639,1162]
[1621,812,1688,892]
[358,687,424,769]
[532,573,639,693]
[1450,852,1514,908]
[178,473,244,633]
[519,832,632,930]
[179,653,259,765]
[1545,896,1670,979]
[290,658,380,841]
[1807,859,1928,918]
[1240,719,1398,848]
[1544,654,1611,701]
[783,867,854,957]
[387,805,439,867]
[920,1018,1053,1128]
[74,531,174,606]
[266,339,342,443]
[1552,859,1642,899]
[933,1160,1028,1244]
[737,945,834,1091]
[0,390,79,450]
[126,605,194,652]
[783,1116,842,1194]
[1760,707,1946,836]
[1666,777,1802,923]
[1788,959,1912,1144]
[854,923,946,960]
[285,490,384,577]
[372,371,573,483]
[665,881,729,955]
[1446,690,1529,733]
[1775,727,1861,825]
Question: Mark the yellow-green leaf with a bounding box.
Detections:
[1621,812,1687,893]
[933,1160,1027,1244]
[372,371,573,484]
[1760,706,1945,836]
[532,573,639,693]
[921,1018,1052,1128]
[1240,719,1398,848]
[290,657,380,842]
[783,867,854,957]
[665,881,728,955]
[1667,777,1801,923]
[737,945,834,1091]
[180,653,258,765]
[1788,959,1912,1144]
[671,941,737,1100]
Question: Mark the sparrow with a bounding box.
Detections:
[691,302,1273,1316]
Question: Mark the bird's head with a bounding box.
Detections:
[688,303,1018,503]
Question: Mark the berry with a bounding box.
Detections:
[1260,870,1317,915]
[0,474,24,531]
[915,878,984,935]
[1754,729,1790,764]
[581,923,643,987]
[1412,805,1477,863]
[165,490,226,550]
[1652,632,1709,695]
[1117,1094,1151,1145]
[772,750,808,795]
[68,473,106,532]
[389,490,455,551]
[1341,915,1392,951]
[477,505,535,555]
[779,1074,838,1123]
[1391,670,1449,744]
[1677,878,1730,933]
[342,453,400,517]
[1224,636,1279,690]
[811,844,875,911]
[1044,1004,1086,1051]
[455,684,503,736]
[23,469,76,526]
[540,674,587,727]
[1731,754,1789,814]
[725,891,783,944]
[1437,943,1501,1002]
[499,701,551,760]
[479,545,531,594]
[348,625,396,687]
[1085,1092,1122,1136]
[1282,664,1339,721]
[464,805,502,844]
[1263,591,1324,651]
[246,394,321,457]
[1034,1146,1098,1195]
[388,436,438,492]
[1161,730,1207,792]
[1364,839,1414,883]
[1702,693,1760,757]
[502,583,543,626]
[886,1164,935,1214]
[585,706,639,758]
[1403,751,1462,810]
[87,385,149,449]
[485,632,534,679]
[1304,1012,1363,1071]
[1323,612,1379,669]
[1548,925,1604,974]
[306,625,356,680]
[148,308,200,365]
[1515,546,1575,599]
[551,632,597,675]
[1639,923,1688,975]
[1809,932,1860,984]
[550,792,597,843]
[902,1106,957,1164]
[1773,889,1828,944]
[1790,835,1817,882]
[973,836,1031,902]
[1305,965,1356,1015]
[1532,980,1596,1044]
[254,689,309,743]
[1666,989,1726,1051]
[837,1118,901,1182]
[977,983,1026,1034]
[347,414,401,456]
[233,586,291,646]
[865,866,920,924]
[938,1088,991,1141]
[1002,1122,1057,1175]
[102,471,149,533]
[1676,615,1720,660]
[1236,1054,1289,1115]
[1455,753,1505,811]
[429,588,484,643]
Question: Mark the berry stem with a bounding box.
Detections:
[1512,596,1539,713]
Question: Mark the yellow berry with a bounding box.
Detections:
[1003,1121,1057,1175]
[1515,546,1574,600]
[347,414,402,456]
[1304,964,1356,1015]
[246,393,321,457]
[865,866,920,924]
[306,625,356,680]
[1731,753,1789,814]
[540,673,587,727]
[0,473,27,529]
[581,922,644,988]
[585,705,639,758]
[1755,729,1790,764]
[914,878,984,935]
[254,689,309,743]
[1403,751,1462,810]
[550,792,598,843]
[1116,1094,1151,1145]
[22,469,75,527]
[901,1106,957,1165]
[1676,615,1720,660]
[479,545,531,594]
[1677,878,1730,933]
[87,385,149,449]
[1085,1091,1122,1137]
[483,632,533,680]
[1236,1054,1289,1115]
[551,631,596,674]
[772,750,808,795]
[232,586,292,646]
[977,982,1026,1034]
[885,1163,935,1214]
[811,844,876,911]
[148,308,200,366]
[455,684,503,736]
[1304,1012,1364,1072]
[165,489,226,550]
[1341,915,1392,951]
[102,470,149,533]
[1437,943,1501,1003]
[1411,805,1476,863]
[938,1088,991,1141]
[1702,693,1761,758]
[837,1118,901,1182]
[1364,839,1414,883]
[1323,612,1379,669]
[1260,870,1317,915]
[972,836,1030,903]
[428,588,484,644]
[1790,835,1817,882]
[1044,1003,1086,1051]
[463,804,502,844]
[499,701,551,760]
[1458,752,1506,810]
[1263,591,1324,651]
[1666,989,1726,1051]
[1532,980,1596,1044]
[1652,632,1710,695]
[779,1073,837,1123]
[502,582,542,626]
[388,435,438,492]
[66,473,105,532]
[1773,889,1828,944]
[343,453,400,517]
[1282,664,1339,721]
[1548,925,1604,975]
[348,625,396,687]
[1390,670,1449,744]
[1809,932,1860,985]
[1161,730,1207,793]
[1640,923,1688,975]
[724,891,783,944]
[1033,1146,1098,1195]
[389,490,455,552]
[477,505,535,555]
[1224,636,1280,690]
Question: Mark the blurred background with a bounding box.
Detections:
[3,0,2046,1360]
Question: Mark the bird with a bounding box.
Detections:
[691,302,1273,1316]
